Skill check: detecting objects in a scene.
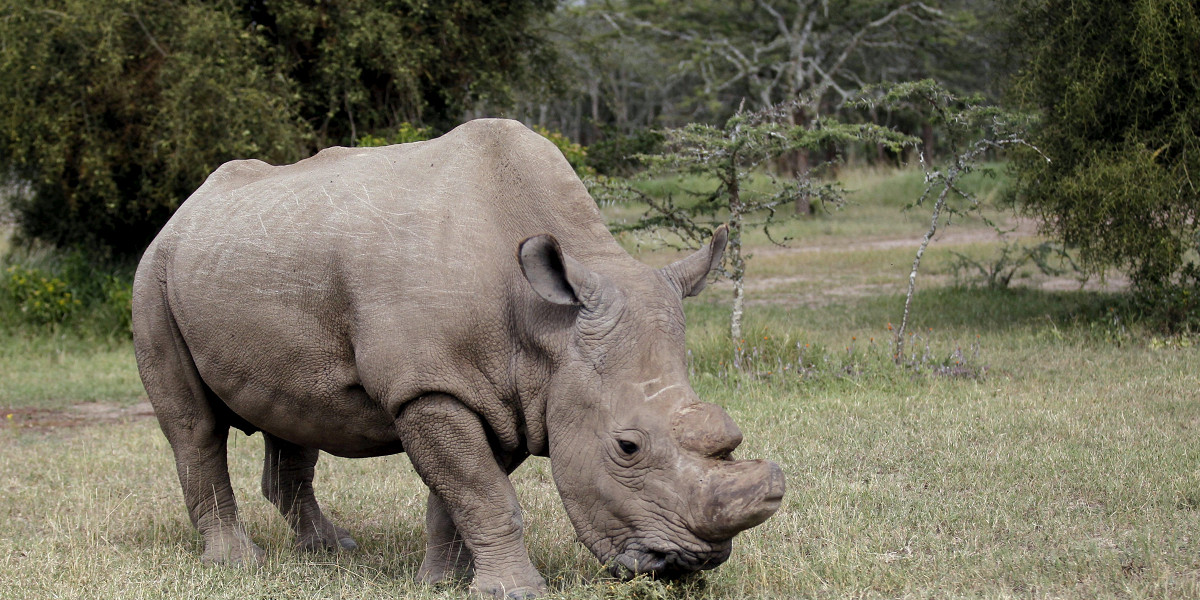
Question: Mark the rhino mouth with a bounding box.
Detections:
[606,540,733,580]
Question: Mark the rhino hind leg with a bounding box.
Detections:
[417,492,474,584]
[133,284,264,566]
[261,433,358,553]
[398,394,548,599]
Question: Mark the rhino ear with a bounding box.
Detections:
[660,224,728,298]
[519,234,589,306]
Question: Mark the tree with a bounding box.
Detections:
[855,81,1045,361]
[612,1,951,119]
[1009,0,1200,326]
[0,0,558,255]
[598,102,909,342]
[0,0,309,255]
[246,0,557,141]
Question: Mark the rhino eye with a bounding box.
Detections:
[617,440,640,455]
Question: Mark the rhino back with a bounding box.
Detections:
[149,119,621,455]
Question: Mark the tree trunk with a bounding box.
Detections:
[793,194,812,215]
[790,106,812,214]
[922,122,935,162]
[727,167,746,344]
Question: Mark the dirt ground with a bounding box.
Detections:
[738,220,1129,305]
[1,400,154,430]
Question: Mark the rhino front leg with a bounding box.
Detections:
[418,448,528,584]
[398,394,547,599]
[261,433,357,553]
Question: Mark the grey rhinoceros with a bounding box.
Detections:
[132,118,785,598]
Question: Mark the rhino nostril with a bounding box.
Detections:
[611,548,668,577]
[645,549,667,568]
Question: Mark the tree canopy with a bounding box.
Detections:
[1009,0,1200,318]
[0,0,556,255]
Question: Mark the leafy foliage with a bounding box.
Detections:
[585,127,664,176]
[1009,0,1200,327]
[1,249,132,334]
[3,264,81,325]
[531,125,594,177]
[248,0,558,139]
[0,0,558,256]
[355,122,434,147]
[0,0,309,255]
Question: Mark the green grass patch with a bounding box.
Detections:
[0,331,143,409]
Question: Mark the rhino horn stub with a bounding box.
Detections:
[692,459,786,542]
[672,402,743,458]
[660,224,728,298]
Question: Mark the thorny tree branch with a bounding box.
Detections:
[892,119,1049,362]
[610,1,946,116]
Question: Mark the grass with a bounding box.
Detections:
[0,331,142,409]
[2,166,1199,598]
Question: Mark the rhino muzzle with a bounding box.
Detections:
[691,459,786,542]
[606,539,733,580]
[602,458,784,580]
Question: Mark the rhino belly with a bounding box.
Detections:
[175,298,405,458]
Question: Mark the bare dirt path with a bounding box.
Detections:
[705,218,1127,305]
[1,400,154,430]
[753,217,1041,257]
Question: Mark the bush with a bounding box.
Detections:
[2,265,82,325]
[531,125,594,177]
[1010,0,1200,328]
[0,0,559,257]
[1,249,133,335]
[355,123,434,147]
[585,127,664,176]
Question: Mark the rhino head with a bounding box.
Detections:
[519,226,785,578]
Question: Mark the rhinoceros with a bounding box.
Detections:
[131,118,784,598]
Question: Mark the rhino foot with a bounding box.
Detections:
[418,540,474,585]
[296,525,358,553]
[418,557,473,585]
[200,526,265,567]
[470,573,548,599]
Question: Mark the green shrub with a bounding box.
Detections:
[1,248,134,335]
[1010,0,1200,329]
[585,127,664,176]
[2,265,82,325]
[0,0,559,257]
[355,122,434,147]
[532,125,594,177]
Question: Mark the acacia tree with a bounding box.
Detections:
[855,81,1045,361]
[1010,0,1200,327]
[599,102,910,341]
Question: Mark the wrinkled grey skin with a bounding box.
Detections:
[132,119,784,598]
